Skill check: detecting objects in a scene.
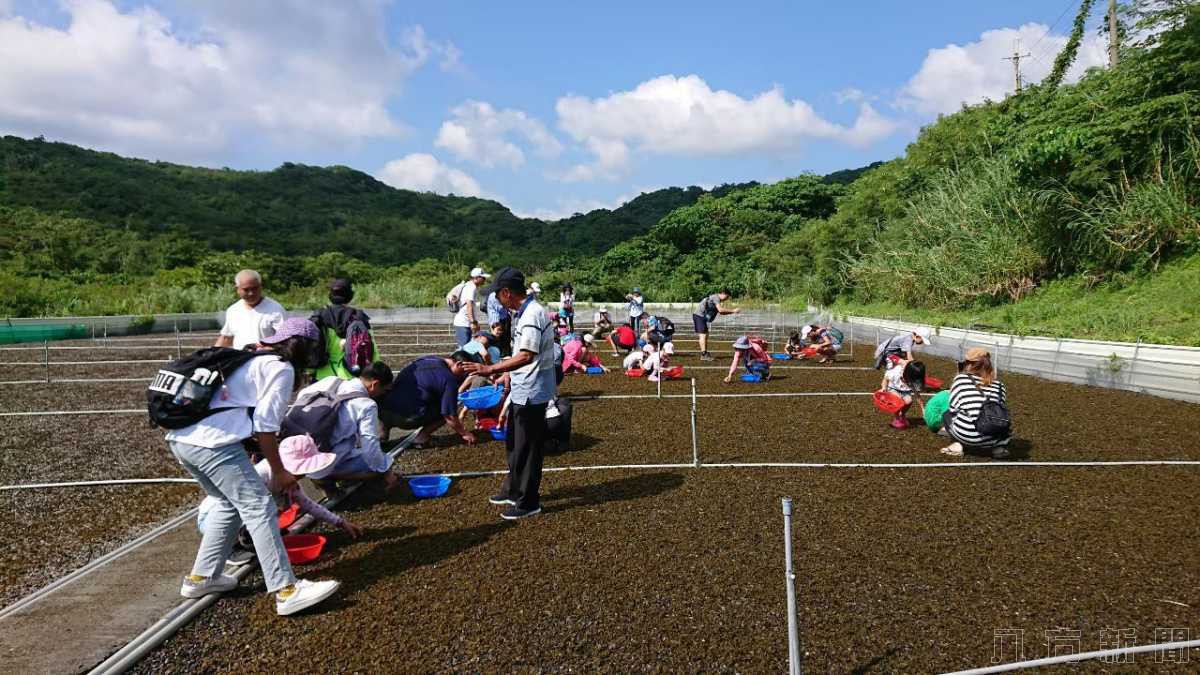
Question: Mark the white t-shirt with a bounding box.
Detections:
[165,355,294,448]
[453,282,479,328]
[623,351,645,370]
[293,378,392,475]
[220,297,285,350]
[884,362,913,395]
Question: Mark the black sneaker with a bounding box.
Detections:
[226,547,255,568]
[700,352,714,362]
[489,494,515,506]
[500,504,542,520]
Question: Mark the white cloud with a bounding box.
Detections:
[897,23,1108,115]
[553,74,897,181]
[834,87,865,104]
[0,0,456,161]
[376,153,485,198]
[434,100,561,169]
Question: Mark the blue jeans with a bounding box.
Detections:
[170,440,296,592]
[454,325,473,349]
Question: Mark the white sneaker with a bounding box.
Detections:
[180,574,238,599]
[275,579,341,616]
[939,445,964,457]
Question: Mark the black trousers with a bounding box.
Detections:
[501,401,547,509]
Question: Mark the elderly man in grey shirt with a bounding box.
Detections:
[464,267,556,520]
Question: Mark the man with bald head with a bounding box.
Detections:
[215,269,286,349]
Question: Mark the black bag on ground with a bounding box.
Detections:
[544,397,573,454]
[974,383,1012,438]
[279,378,368,451]
[147,348,262,429]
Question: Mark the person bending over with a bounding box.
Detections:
[379,351,478,448]
[724,335,772,383]
[692,289,740,361]
[880,358,926,429]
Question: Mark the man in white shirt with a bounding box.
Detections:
[215,269,286,349]
[295,363,398,493]
[452,267,490,348]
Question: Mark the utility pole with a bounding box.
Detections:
[1107,0,1120,67]
[1003,40,1032,93]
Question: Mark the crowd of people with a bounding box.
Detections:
[157,266,1012,617]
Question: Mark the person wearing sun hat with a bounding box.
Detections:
[724,335,772,383]
[165,317,342,616]
[198,434,364,565]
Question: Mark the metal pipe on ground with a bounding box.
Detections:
[782,498,802,675]
[87,429,423,674]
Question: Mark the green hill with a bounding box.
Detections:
[0,135,722,268]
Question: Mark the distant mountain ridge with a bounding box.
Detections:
[0,135,754,267]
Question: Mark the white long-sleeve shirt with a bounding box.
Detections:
[294,377,392,474]
[166,355,293,449]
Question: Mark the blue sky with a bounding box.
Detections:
[0,0,1109,219]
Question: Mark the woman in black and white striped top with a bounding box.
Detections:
[940,347,1011,458]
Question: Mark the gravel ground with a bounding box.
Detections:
[134,467,1200,673]
[5,328,1198,670]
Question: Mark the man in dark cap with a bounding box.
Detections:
[310,278,379,380]
[463,267,556,520]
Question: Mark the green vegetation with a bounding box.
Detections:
[1,3,1197,347]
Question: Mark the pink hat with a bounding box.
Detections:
[261,317,319,344]
[278,434,338,476]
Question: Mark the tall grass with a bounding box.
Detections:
[847,160,1048,308]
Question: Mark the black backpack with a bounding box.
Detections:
[147,348,264,429]
[974,381,1012,438]
[279,378,368,451]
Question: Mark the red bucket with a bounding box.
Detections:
[663,365,684,379]
[800,345,820,359]
[924,376,944,391]
[282,534,326,565]
[873,390,907,414]
[277,503,300,529]
[476,417,498,431]
[625,368,645,377]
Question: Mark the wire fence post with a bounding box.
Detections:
[175,328,182,360]
[1130,338,1142,391]
[690,378,700,467]
[44,340,50,384]
[657,373,662,400]
[782,497,802,675]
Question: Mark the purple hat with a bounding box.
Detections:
[261,317,320,344]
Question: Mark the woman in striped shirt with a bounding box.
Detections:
[940,348,1011,459]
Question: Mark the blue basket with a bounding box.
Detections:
[772,353,791,360]
[459,384,505,410]
[489,428,507,441]
[585,366,604,375]
[740,373,763,383]
[408,475,452,499]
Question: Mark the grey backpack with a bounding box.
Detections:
[279,378,368,451]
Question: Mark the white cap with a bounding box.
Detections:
[914,327,933,345]
[663,342,675,355]
[642,343,655,354]
[801,324,813,336]
[583,334,595,344]
[597,307,608,313]
[530,282,542,293]
[469,267,490,279]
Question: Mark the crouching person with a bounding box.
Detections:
[284,362,398,495]
[940,348,1012,459]
[199,434,364,564]
[724,335,772,383]
[378,352,478,448]
[881,358,926,429]
[161,318,340,615]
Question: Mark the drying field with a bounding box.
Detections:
[2,325,1199,671]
